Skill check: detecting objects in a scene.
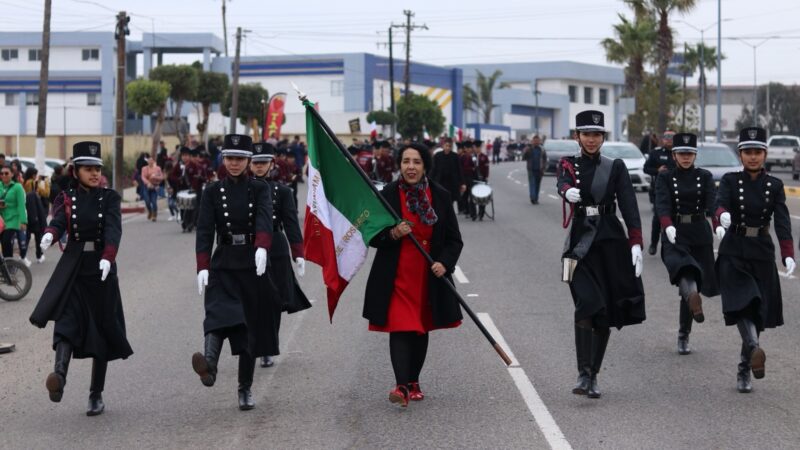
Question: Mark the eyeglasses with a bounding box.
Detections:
[0,172,10,176]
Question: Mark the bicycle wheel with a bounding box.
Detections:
[0,259,33,301]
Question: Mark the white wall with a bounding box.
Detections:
[0,46,102,72]
[0,92,102,135]
[238,74,345,114]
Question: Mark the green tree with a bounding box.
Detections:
[601,12,657,140]
[126,78,170,155]
[189,63,229,146]
[638,73,684,133]
[150,64,199,146]
[222,83,268,136]
[681,42,723,134]
[462,69,510,124]
[735,83,800,135]
[633,0,698,132]
[396,93,445,139]
[366,110,397,126]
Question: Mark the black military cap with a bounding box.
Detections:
[221,134,253,158]
[462,140,474,148]
[189,147,200,157]
[474,140,484,147]
[251,142,276,162]
[575,110,606,133]
[738,127,767,151]
[672,133,697,153]
[179,146,191,154]
[72,141,103,166]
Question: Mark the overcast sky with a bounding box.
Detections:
[3,0,799,85]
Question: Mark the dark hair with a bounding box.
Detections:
[397,143,431,172]
[23,167,37,181]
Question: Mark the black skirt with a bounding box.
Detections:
[569,239,646,329]
[716,254,783,330]
[51,251,133,362]
[660,234,719,297]
[204,268,280,357]
[269,255,311,314]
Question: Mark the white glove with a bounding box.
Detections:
[255,248,268,276]
[99,259,111,281]
[715,226,726,241]
[631,244,643,278]
[785,257,796,276]
[40,233,53,252]
[720,212,731,229]
[665,226,677,244]
[197,270,209,296]
[565,187,581,203]
[295,257,306,278]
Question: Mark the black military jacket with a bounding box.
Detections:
[254,175,303,259]
[716,170,793,262]
[655,166,716,246]
[196,175,273,271]
[45,186,122,263]
[644,146,677,201]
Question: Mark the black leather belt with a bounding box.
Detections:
[575,204,616,217]
[217,233,254,245]
[730,223,769,237]
[673,214,705,224]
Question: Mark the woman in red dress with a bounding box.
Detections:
[364,143,464,407]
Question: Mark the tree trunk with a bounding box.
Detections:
[35,0,52,169]
[173,99,185,146]
[200,101,211,147]
[627,56,645,141]
[250,117,260,141]
[656,10,672,132]
[151,103,166,156]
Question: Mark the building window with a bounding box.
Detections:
[568,85,577,103]
[1,49,19,61]
[28,49,41,61]
[330,80,343,97]
[82,48,99,61]
[87,93,101,106]
[4,93,18,106]
[599,88,608,106]
[584,87,593,104]
[26,93,39,106]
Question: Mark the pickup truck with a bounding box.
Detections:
[766,135,800,171]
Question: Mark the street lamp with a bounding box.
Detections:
[731,38,771,128]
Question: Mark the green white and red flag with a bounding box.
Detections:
[448,124,462,142]
[303,101,397,320]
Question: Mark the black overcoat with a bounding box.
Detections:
[363,180,464,327]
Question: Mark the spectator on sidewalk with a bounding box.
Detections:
[141,156,164,222]
[525,135,547,204]
[0,166,27,263]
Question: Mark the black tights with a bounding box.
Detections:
[389,332,429,386]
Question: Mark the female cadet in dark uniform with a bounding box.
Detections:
[250,142,311,368]
[557,110,645,399]
[655,133,719,355]
[714,127,795,393]
[30,141,133,416]
[191,134,277,410]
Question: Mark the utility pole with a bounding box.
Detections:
[222,0,230,57]
[716,0,722,141]
[114,11,129,192]
[229,27,243,134]
[681,43,687,131]
[35,0,52,174]
[399,10,427,99]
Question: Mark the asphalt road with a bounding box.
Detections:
[2,162,800,449]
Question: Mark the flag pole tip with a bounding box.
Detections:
[291,82,308,102]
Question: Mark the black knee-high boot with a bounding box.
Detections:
[192,332,223,387]
[238,353,256,411]
[573,324,593,395]
[737,318,765,379]
[46,341,72,403]
[737,341,753,393]
[679,276,704,323]
[87,359,107,416]
[677,300,693,355]
[588,328,610,399]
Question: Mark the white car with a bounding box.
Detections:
[14,157,66,178]
[602,141,650,191]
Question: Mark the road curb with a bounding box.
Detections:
[785,186,800,198]
[122,206,145,214]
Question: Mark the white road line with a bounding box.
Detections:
[467,293,479,297]
[477,312,571,450]
[548,194,559,200]
[791,215,800,221]
[453,265,469,283]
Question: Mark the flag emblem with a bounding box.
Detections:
[592,114,601,125]
[748,129,758,140]
[89,145,98,155]
[683,135,690,144]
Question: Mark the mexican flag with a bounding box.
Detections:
[303,101,397,320]
[448,124,462,142]
[422,125,431,140]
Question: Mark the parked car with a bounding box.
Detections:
[15,157,66,178]
[765,135,800,171]
[695,143,743,186]
[601,141,650,191]
[543,139,580,175]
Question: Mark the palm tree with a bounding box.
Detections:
[601,13,657,140]
[462,69,510,124]
[641,0,698,132]
[682,42,723,135]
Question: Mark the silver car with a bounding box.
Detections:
[695,143,743,186]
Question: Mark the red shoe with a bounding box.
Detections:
[408,382,424,401]
[389,385,409,407]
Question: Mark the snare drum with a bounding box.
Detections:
[176,190,198,210]
[470,183,492,206]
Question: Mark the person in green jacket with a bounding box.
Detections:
[0,166,28,260]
